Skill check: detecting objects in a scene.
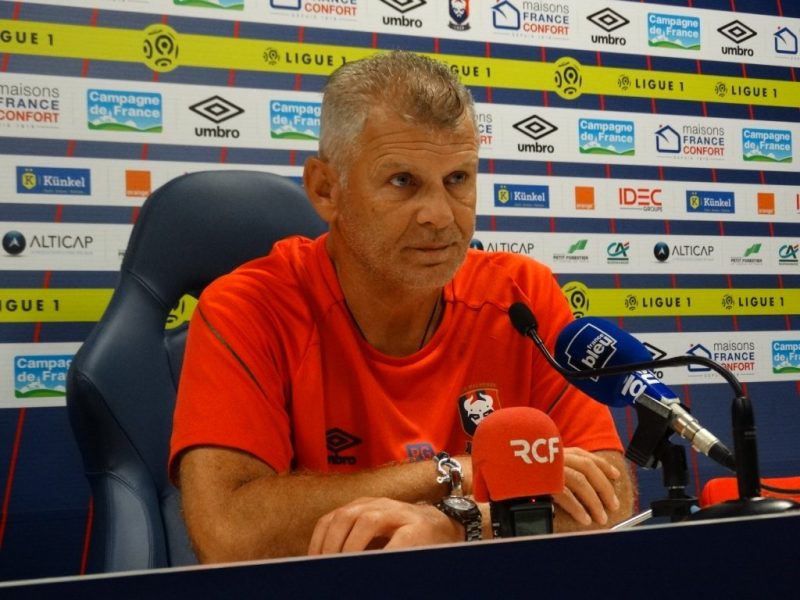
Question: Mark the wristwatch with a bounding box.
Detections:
[433,452,482,542]
[436,495,483,542]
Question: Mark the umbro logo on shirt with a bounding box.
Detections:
[326,427,362,465]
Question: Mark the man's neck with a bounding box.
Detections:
[337,271,445,358]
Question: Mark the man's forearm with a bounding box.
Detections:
[179,447,452,562]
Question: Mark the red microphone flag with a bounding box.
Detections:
[472,407,565,502]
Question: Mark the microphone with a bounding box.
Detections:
[472,407,564,537]
[552,317,735,470]
[508,302,735,471]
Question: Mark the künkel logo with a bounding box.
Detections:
[87,89,163,133]
[16,167,91,195]
[742,128,792,163]
[648,13,701,51]
[270,100,321,140]
[686,190,735,214]
[15,354,72,399]
[494,184,549,209]
[579,119,634,156]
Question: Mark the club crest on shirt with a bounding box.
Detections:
[458,387,500,436]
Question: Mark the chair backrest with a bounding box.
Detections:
[66,170,326,572]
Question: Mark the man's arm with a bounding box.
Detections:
[553,449,634,532]
[177,446,460,562]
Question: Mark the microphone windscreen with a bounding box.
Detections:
[472,407,564,503]
[554,317,674,408]
[508,302,537,336]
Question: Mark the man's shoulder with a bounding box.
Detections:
[201,235,322,308]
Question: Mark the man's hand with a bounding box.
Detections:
[308,497,462,555]
[553,448,630,530]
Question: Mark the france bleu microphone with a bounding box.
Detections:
[472,407,564,537]
[553,317,736,470]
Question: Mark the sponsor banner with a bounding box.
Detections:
[1,223,132,270]
[2,14,800,108]
[560,282,800,318]
[477,175,800,221]
[16,166,91,196]
[2,73,798,171]
[14,0,800,72]
[0,156,303,206]
[474,230,798,275]
[0,343,80,408]
[594,331,794,386]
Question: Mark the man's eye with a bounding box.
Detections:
[447,172,468,185]
[389,174,413,187]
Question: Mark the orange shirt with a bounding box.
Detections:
[170,234,622,477]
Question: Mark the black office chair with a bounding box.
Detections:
[66,170,326,573]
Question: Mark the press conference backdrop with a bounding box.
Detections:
[0,0,798,581]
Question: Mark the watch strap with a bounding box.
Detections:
[436,498,482,542]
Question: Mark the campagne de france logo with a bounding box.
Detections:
[772,340,800,374]
[269,100,321,140]
[742,128,792,163]
[579,118,634,156]
[87,89,163,133]
[173,0,243,10]
[14,355,72,399]
[16,166,91,196]
[647,12,701,51]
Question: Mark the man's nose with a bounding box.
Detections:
[417,183,455,228]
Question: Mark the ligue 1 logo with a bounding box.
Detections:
[553,57,583,100]
[142,24,180,73]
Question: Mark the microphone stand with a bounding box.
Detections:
[509,305,800,521]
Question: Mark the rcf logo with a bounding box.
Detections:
[510,437,560,464]
[326,428,361,465]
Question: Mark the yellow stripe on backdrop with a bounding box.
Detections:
[0,289,196,328]
[562,282,800,317]
[1,19,799,108]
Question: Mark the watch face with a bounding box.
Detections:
[444,496,476,511]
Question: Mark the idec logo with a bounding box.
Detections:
[16,166,91,195]
[618,187,663,211]
[87,89,163,133]
[14,354,72,399]
[125,170,151,198]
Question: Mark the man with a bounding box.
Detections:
[170,51,633,563]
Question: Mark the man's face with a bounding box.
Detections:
[331,108,479,291]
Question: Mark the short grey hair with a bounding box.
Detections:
[319,50,477,177]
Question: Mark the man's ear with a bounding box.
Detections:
[303,156,339,224]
